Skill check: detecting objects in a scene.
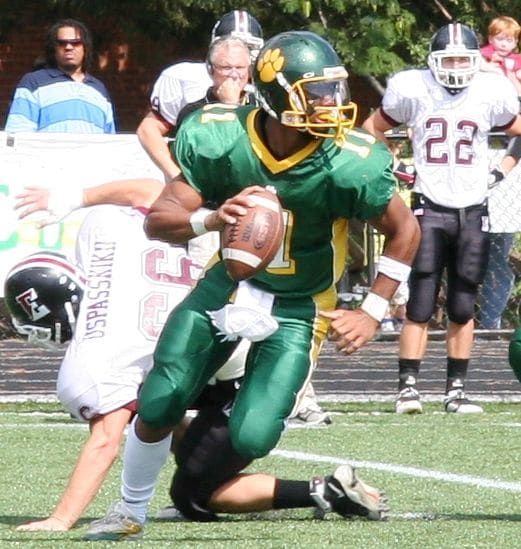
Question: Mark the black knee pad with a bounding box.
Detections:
[446,275,477,324]
[446,296,475,324]
[170,408,252,520]
[406,272,440,323]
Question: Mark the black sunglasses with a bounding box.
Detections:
[56,38,83,47]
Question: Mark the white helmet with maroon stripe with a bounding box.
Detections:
[3,251,85,347]
[427,22,480,92]
[211,10,264,62]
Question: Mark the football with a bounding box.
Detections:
[222,189,284,281]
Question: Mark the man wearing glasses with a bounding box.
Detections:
[5,18,115,134]
[175,36,255,127]
[136,10,263,184]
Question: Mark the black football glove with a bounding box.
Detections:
[393,162,416,186]
[488,167,506,189]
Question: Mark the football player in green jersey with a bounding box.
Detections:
[86,31,420,539]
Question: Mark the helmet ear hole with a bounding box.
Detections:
[3,252,85,347]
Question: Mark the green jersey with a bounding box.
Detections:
[175,104,396,298]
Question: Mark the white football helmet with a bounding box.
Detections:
[427,22,480,92]
[211,10,264,62]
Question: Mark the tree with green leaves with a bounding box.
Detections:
[4,0,521,87]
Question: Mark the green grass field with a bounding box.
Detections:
[1,401,521,548]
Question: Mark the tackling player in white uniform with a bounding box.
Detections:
[57,205,200,420]
[363,22,521,415]
[59,204,244,418]
[11,181,245,532]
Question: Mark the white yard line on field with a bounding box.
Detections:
[3,419,521,493]
[272,449,521,493]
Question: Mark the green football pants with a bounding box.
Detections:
[138,262,333,459]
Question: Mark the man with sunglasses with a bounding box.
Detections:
[5,18,115,133]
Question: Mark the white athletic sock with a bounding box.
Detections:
[120,417,172,523]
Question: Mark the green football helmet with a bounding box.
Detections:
[253,31,357,141]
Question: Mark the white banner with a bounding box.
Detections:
[0,131,163,296]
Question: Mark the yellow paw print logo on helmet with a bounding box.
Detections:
[257,48,285,82]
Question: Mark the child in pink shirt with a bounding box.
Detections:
[481,15,521,95]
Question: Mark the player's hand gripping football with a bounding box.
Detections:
[205,185,266,230]
[320,308,380,355]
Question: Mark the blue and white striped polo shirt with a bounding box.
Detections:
[5,68,116,133]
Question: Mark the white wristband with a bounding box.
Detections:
[360,292,389,323]
[189,208,213,236]
[377,255,411,283]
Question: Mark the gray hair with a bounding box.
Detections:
[206,36,251,74]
